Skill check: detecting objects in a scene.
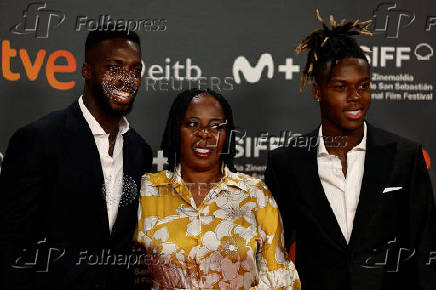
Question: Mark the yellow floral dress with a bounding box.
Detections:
[136,167,300,289]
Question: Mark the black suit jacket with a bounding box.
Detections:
[265,123,436,290]
[0,101,152,290]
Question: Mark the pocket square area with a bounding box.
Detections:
[383,187,403,193]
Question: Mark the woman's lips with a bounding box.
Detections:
[344,110,363,120]
[193,147,212,158]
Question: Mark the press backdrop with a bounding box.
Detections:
[1,0,435,197]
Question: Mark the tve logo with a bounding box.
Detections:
[10,2,65,39]
[1,40,77,90]
[232,53,300,84]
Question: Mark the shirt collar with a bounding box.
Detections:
[221,167,250,193]
[78,95,130,136]
[169,164,250,194]
[318,122,367,156]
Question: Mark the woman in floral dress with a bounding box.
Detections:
[136,88,300,289]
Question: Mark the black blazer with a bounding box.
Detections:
[265,123,436,290]
[0,101,152,290]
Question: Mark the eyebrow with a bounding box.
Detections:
[104,59,142,66]
[329,76,370,83]
[185,117,225,121]
[104,59,122,63]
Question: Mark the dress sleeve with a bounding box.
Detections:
[254,180,301,290]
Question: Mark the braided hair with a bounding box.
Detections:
[296,9,373,91]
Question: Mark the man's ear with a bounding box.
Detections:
[82,62,91,80]
[312,82,321,102]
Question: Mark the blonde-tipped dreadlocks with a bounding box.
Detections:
[296,9,373,91]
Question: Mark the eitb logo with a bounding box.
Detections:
[10,2,65,38]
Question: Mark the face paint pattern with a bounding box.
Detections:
[102,67,139,105]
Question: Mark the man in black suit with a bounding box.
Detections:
[265,13,436,290]
[0,26,152,290]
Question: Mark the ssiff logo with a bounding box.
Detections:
[10,2,65,38]
[415,43,433,61]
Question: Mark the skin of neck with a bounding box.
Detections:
[82,85,121,137]
[321,118,364,156]
[180,161,224,206]
[180,161,223,185]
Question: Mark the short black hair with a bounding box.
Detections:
[85,24,141,62]
[296,10,372,90]
[161,88,237,172]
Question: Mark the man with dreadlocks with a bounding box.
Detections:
[265,10,436,290]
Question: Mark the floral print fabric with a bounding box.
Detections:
[136,167,300,289]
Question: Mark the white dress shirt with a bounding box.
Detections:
[78,96,129,232]
[317,123,367,243]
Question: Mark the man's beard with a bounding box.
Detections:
[92,82,134,117]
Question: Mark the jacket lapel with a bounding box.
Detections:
[64,101,110,238]
[110,130,140,239]
[348,123,396,249]
[294,129,348,251]
[295,123,396,251]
